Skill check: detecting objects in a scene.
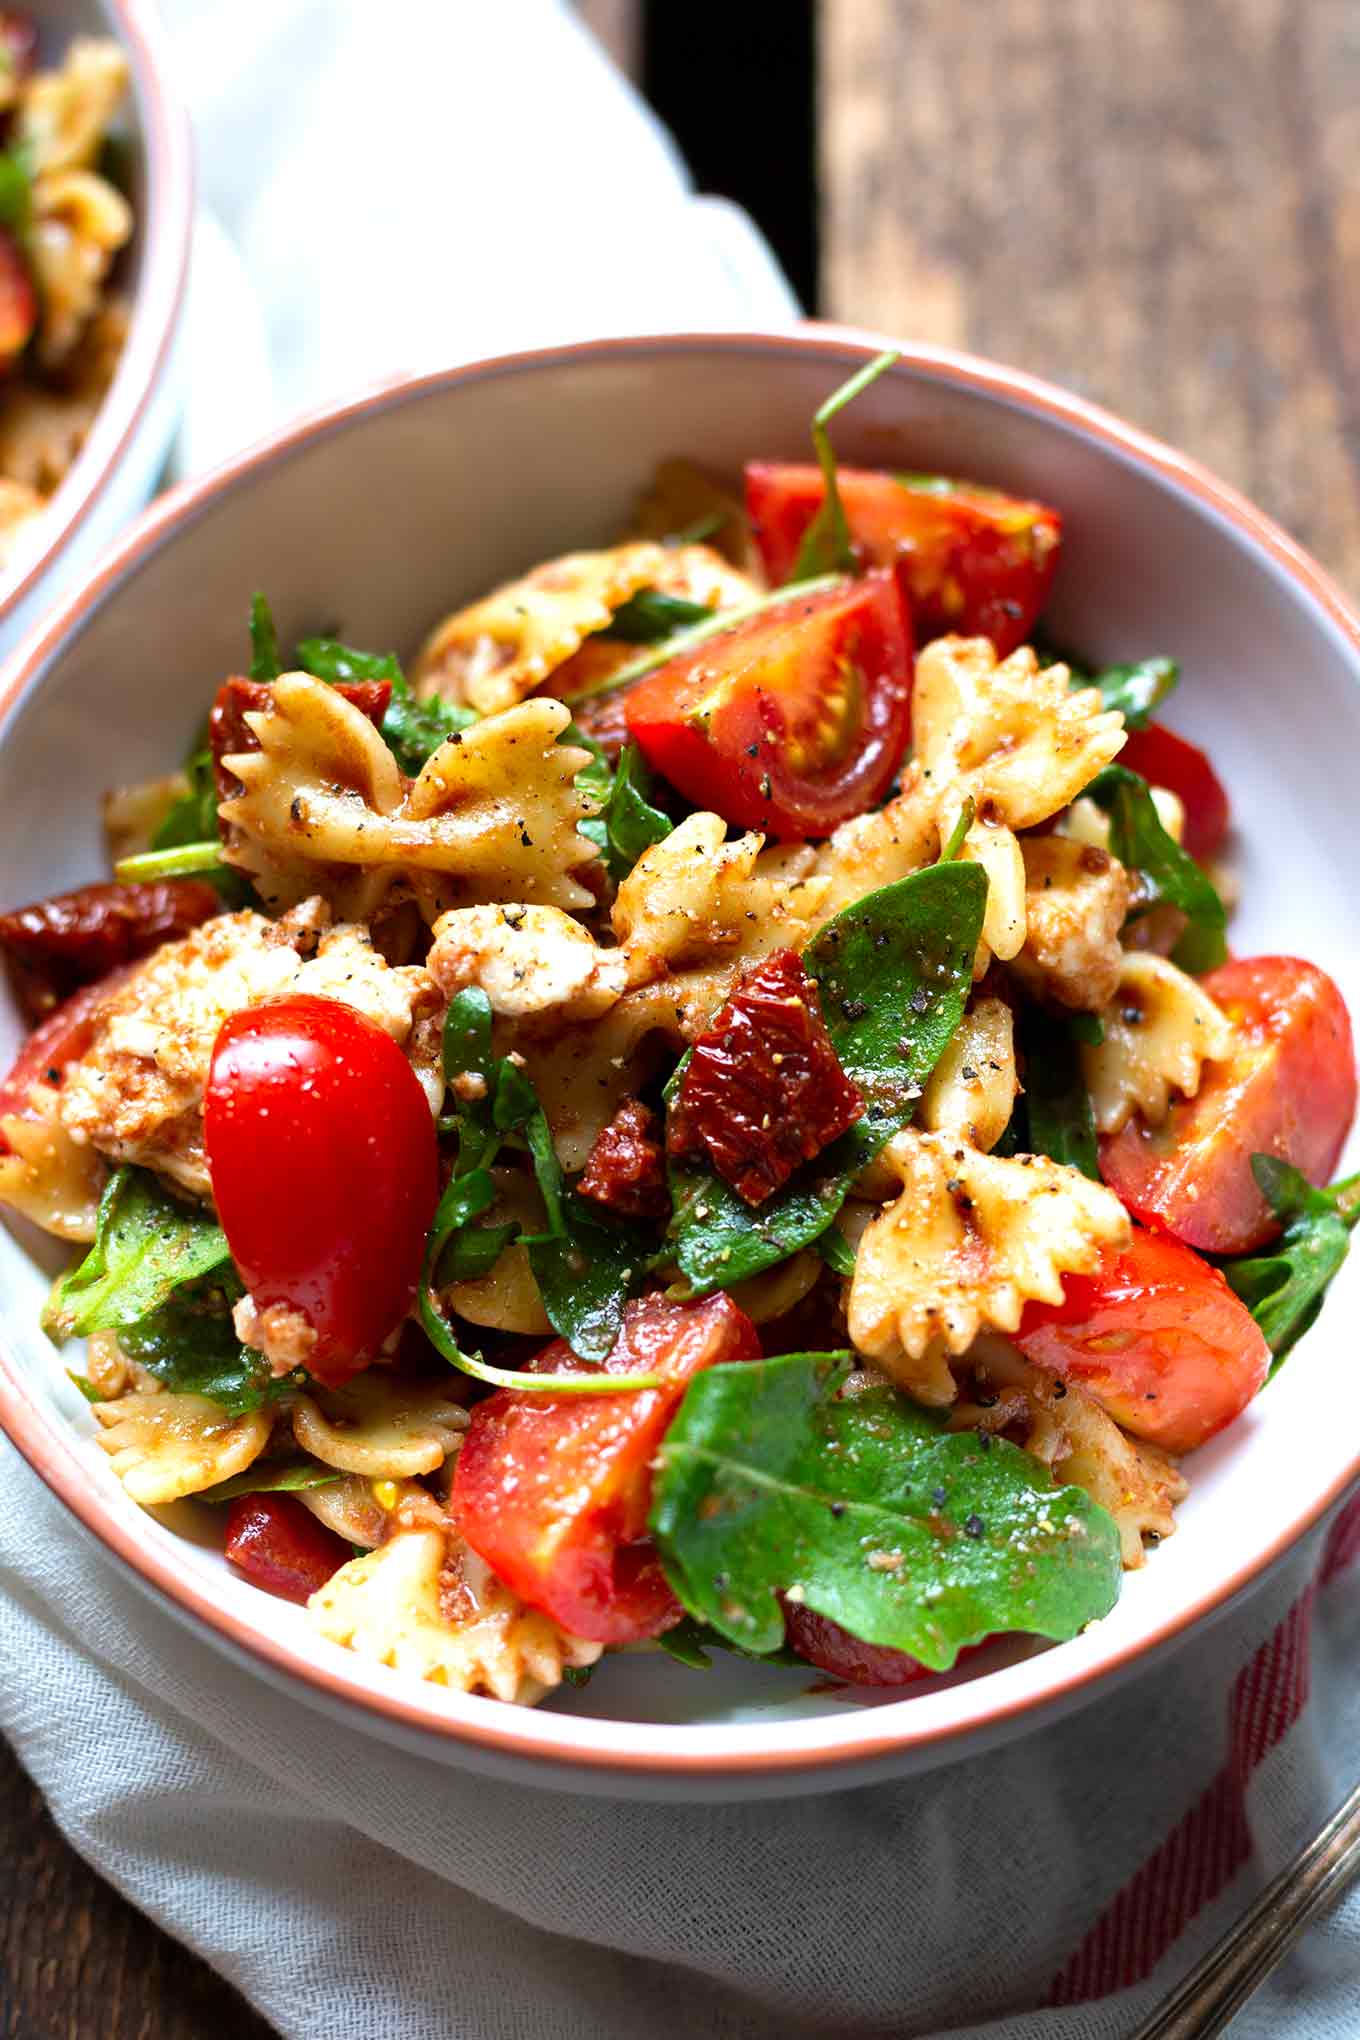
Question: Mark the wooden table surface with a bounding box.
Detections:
[5,3,1358,2033]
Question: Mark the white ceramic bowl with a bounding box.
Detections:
[1,329,1357,1800]
[0,0,192,652]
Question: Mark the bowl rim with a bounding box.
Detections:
[2,323,1358,1783]
[0,0,195,629]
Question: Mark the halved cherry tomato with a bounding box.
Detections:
[781,1603,989,1687]
[0,964,136,1148]
[1017,1226,1269,1454]
[450,1293,760,1646]
[744,463,1061,655]
[224,1493,350,1604]
[1100,957,1356,1254]
[622,570,911,840]
[1118,720,1230,862]
[204,996,439,1387]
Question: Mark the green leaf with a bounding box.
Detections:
[295,632,477,775]
[196,1461,343,1502]
[603,590,714,643]
[249,592,281,682]
[1083,657,1178,730]
[152,742,216,850]
[114,840,227,883]
[43,1168,232,1343]
[66,1370,105,1404]
[813,1227,856,1277]
[577,740,673,882]
[440,1220,517,1283]
[1084,763,1227,974]
[117,1290,288,1416]
[1225,1157,1360,1365]
[668,860,987,1292]
[650,1352,1123,1668]
[1017,1005,1100,1181]
[0,147,31,237]
[788,349,901,583]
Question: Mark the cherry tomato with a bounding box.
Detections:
[1017,1226,1269,1454]
[1100,957,1356,1254]
[623,570,912,840]
[204,996,439,1386]
[744,463,1061,656]
[223,1493,350,1604]
[1118,720,1230,862]
[0,227,35,365]
[450,1293,761,1646]
[0,965,135,1148]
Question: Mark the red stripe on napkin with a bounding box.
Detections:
[1047,1491,1360,2006]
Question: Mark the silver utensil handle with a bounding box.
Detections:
[1131,1778,1360,2039]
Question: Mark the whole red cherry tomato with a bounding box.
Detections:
[450,1293,760,1646]
[0,964,136,1149]
[1118,720,1230,862]
[744,463,1061,655]
[224,1493,350,1604]
[1100,957,1356,1254]
[623,569,912,840]
[1017,1226,1270,1454]
[204,995,439,1386]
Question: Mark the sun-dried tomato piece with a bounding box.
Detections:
[567,685,632,763]
[209,675,393,800]
[0,227,35,364]
[0,880,221,1021]
[577,1099,669,1218]
[667,948,863,1205]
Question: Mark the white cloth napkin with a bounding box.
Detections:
[3,3,1359,2034]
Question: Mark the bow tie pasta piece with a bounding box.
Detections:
[846,1129,1131,1406]
[809,763,940,922]
[291,1375,469,1480]
[950,1338,1188,1569]
[913,638,1128,963]
[1011,836,1133,1012]
[917,998,1018,1153]
[55,906,433,1197]
[427,904,626,1026]
[0,1087,104,1241]
[93,1390,270,1506]
[29,167,133,369]
[611,811,831,985]
[413,542,670,714]
[222,678,597,921]
[17,37,129,174]
[297,1474,443,1552]
[308,1525,602,1704]
[1083,952,1236,1135]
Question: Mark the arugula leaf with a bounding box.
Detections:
[294,632,477,774]
[137,732,252,905]
[117,1291,288,1416]
[577,739,673,881]
[152,742,215,848]
[788,349,901,583]
[1017,1005,1100,1181]
[603,590,713,643]
[66,1370,105,1404]
[249,592,281,681]
[0,145,32,237]
[1085,657,1178,729]
[43,1169,232,1343]
[419,992,660,1393]
[651,1351,1122,1667]
[656,1614,805,1671]
[197,1462,343,1502]
[1084,762,1227,974]
[1225,1157,1360,1365]
[668,859,987,1292]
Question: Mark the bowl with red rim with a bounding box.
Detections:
[0,0,193,652]
[0,327,1357,1800]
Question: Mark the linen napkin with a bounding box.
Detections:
[3,4,1359,2035]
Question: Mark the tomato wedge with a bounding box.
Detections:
[1100,957,1356,1254]
[224,1493,350,1604]
[0,965,136,1148]
[622,570,911,839]
[745,463,1061,655]
[450,1293,760,1645]
[1017,1226,1269,1454]
[1118,720,1229,862]
[204,996,439,1386]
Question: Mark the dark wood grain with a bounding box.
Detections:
[820,0,1360,586]
[0,1734,274,2040]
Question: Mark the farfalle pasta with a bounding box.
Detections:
[2,355,1354,1706]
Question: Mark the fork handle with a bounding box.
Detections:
[1131,1778,1360,2039]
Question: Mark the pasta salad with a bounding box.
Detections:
[0,22,133,571]
[1,353,1355,1708]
